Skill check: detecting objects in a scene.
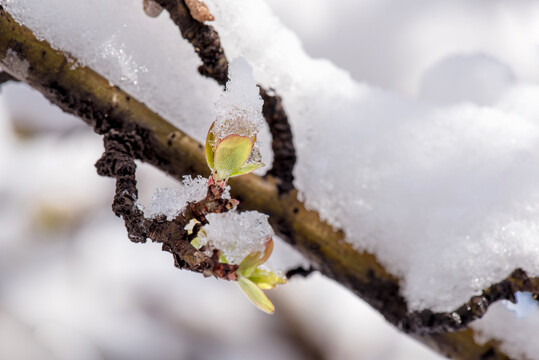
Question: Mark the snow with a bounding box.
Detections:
[210,58,265,166]
[1,0,221,141]
[418,54,515,106]
[2,0,539,357]
[202,211,273,264]
[211,58,264,143]
[473,297,539,360]
[266,0,539,97]
[146,175,211,220]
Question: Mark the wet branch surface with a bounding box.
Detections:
[153,0,296,192]
[0,5,537,360]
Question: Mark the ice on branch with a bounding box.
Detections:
[198,211,273,265]
[146,176,229,220]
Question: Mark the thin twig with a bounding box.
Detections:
[95,129,238,279]
[260,87,296,192]
[401,268,539,334]
[286,266,316,279]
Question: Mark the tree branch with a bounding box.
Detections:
[259,87,296,193]
[95,128,238,278]
[403,269,538,334]
[1,6,535,359]
[285,265,316,279]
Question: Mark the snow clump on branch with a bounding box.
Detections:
[146,175,230,220]
[211,57,264,142]
[199,211,273,265]
[206,58,265,180]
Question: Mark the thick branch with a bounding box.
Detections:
[0,7,534,359]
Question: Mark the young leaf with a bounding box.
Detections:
[213,135,254,180]
[259,238,274,265]
[237,251,262,277]
[218,252,228,264]
[238,276,275,314]
[190,237,202,249]
[229,161,265,178]
[248,268,287,289]
[205,122,216,170]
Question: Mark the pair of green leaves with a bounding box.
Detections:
[204,122,284,313]
[236,239,287,314]
[206,122,264,180]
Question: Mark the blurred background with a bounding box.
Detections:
[3,0,539,359]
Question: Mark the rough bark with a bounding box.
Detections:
[259,87,296,193]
